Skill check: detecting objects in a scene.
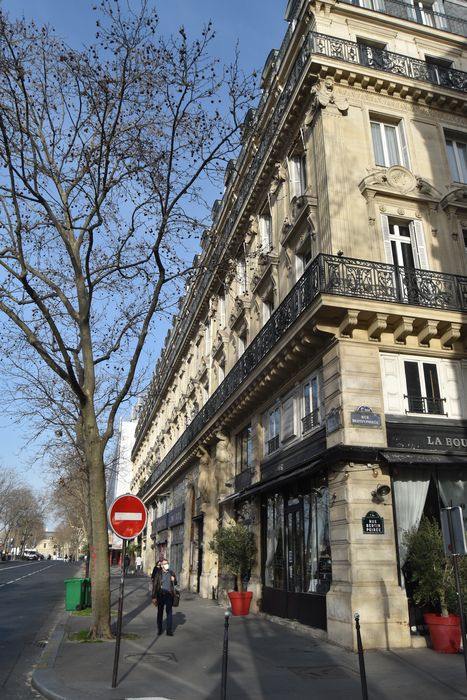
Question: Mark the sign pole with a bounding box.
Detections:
[111,538,126,689]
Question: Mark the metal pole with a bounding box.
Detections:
[111,538,126,689]
[354,613,369,700]
[220,611,230,700]
[446,508,467,680]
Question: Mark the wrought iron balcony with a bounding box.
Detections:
[404,395,447,415]
[340,0,467,39]
[267,435,280,455]
[302,409,320,433]
[138,254,466,499]
[310,32,467,92]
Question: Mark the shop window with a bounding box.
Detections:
[265,494,285,588]
[404,360,446,415]
[265,406,280,455]
[302,374,321,432]
[236,424,252,474]
[288,153,307,200]
[370,116,409,168]
[445,133,467,184]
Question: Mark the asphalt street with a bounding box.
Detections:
[0,559,81,699]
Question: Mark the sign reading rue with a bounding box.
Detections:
[351,406,381,428]
[362,511,384,535]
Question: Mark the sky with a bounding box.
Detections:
[0,0,288,498]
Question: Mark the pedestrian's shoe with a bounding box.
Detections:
[158,628,162,636]
[167,631,173,636]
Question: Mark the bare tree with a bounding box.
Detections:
[0,483,45,555]
[0,2,255,637]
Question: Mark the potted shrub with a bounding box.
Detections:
[210,521,255,616]
[404,516,467,653]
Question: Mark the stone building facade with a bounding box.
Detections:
[131,0,467,650]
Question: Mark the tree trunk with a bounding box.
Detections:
[82,408,112,640]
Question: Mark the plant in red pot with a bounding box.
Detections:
[404,517,467,653]
[210,521,255,616]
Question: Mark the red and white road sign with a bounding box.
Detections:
[108,494,147,540]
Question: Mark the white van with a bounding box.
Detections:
[23,549,39,560]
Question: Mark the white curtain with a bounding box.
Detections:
[393,468,431,587]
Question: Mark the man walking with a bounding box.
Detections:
[152,558,177,636]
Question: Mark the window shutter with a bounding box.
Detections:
[397,121,410,169]
[381,215,393,263]
[409,220,428,270]
[381,354,404,414]
[287,157,301,199]
[281,397,296,442]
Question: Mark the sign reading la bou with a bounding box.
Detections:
[108,494,147,540]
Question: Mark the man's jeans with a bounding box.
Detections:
[157,591,173,633]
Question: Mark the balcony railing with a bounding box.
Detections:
[340,0,467,39]
[405,395,447,415]
[138,254,467,498]
[310,32,467,92]
[302,409,320,433]
[267,435,280,455]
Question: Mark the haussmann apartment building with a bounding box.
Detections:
[131,0,467,650]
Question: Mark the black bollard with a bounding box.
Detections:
[220,611,230,700]
[354,612,369,700]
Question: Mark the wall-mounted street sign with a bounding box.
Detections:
[362,511,384,534]
[108,494,147,540]
[351,406,381,428]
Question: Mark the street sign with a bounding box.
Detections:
[108,494,147,540]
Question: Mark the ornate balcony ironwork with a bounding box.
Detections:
[310,32,467,92]
[138,254,467,498]
[302,409,320,433]
[404,394,447,415]
[340,0,467,39]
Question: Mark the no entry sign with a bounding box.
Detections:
[108,494,147,540]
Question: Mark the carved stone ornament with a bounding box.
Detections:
[308,78,349,119]
[386,166,417,194]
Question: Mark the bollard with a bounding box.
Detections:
[220,611,230,700]
[354,612,369,700]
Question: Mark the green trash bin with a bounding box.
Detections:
[83,577,92,608]
[64,578,85,611]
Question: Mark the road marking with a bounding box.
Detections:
[0,564,55,587]
[0,562,39,571]
[115,512,142,520]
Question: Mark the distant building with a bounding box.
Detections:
[36,531,58,559]
[132,0,467,650]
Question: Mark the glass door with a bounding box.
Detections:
[286,506,304,593]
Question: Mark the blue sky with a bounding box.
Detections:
[0,0,288,497]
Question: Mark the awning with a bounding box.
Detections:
[220,460,322,505]
[381,451,467,466]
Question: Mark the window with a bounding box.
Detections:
[204,319,211,355]
[404,360,445,415]
[218,291,226,327]
[446,135,467,184]
[357,38,386,69]
[237,257,247,294]
[259,213,273,252]
[302,375,321,432]
[425,55,452,85]
[410,0,447,29]
[370,117,409,168]
[218,362,225,384]
[238,329,248,357]
[351,0,385,9]
[288,154,307,199]
[236,424,252,474]
[381,216,428,271]
[265,406,280,454]
[263,299,274,324]
[295,231,313,279]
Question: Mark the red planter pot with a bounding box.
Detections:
[228,591,253,616]
[424,613,461,653]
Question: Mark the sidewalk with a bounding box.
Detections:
[33,572,467,700]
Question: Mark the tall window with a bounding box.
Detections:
[404,361,445,415]
[303,375,321,432]
[288,154,307,199]
[265,406,280,455]
[237,257,247,294]
[411,0,447,29]
[370,117,409,168]
[263,299,274,324]
[259,213,273,252]
[238,328,248,357]
[236,424,252,474]
[218,290,226,327]
[295,230,313,280]
[446,135,467,184]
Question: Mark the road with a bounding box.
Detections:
[0,559,81,699]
